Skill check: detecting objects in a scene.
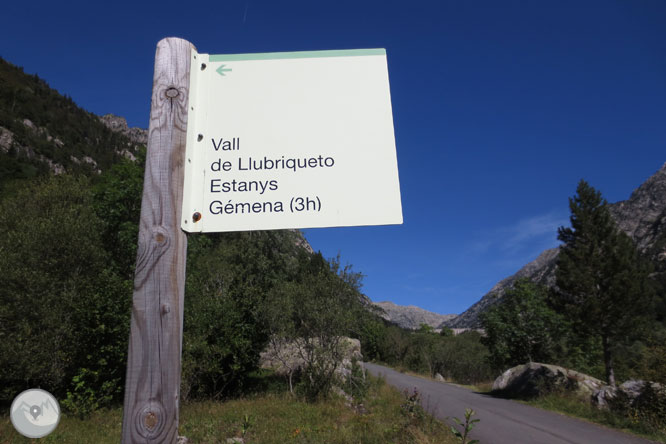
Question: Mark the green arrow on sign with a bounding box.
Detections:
[216,64,232,76]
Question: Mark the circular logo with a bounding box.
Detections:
[10,389,60,438]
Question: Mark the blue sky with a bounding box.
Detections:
[2,1,664,315]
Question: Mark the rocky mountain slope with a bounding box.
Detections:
[98,114,147,147]
[0,57,144,185]
[374,301,456,330]
[443,248,560,328]
[444,163,666,328]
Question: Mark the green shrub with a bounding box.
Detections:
[631,383,666,433]
[343,359,369,404]
[61,368,116,418]
[0,175,131,408]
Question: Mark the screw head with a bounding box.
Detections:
[192,212,202,222]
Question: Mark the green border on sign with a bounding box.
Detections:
[209,48,385,62]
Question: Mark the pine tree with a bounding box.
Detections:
[553,180,652,386]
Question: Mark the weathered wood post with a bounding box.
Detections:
[121,37,194,443]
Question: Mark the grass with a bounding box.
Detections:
[388,363,493,394]
[522,392,666,444]
[0,376,457,444]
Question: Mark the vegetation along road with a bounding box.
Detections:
[363,362,653,444]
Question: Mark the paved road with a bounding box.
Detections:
[363,362,656,444]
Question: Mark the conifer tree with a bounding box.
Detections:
[553,180,652,386]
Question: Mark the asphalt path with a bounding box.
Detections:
[363,362,656,444]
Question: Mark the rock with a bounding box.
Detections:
[496,367,666,413]
[22,118,36,130]
[435,373,445,382]
[119,149,137,161]
[99,114,148,145]
[176,436,189,444]
[0,126,14,153]
[260,336,362,378]
[492,363,604,398]
[291,229,314,254]
[226,438,244,444]
[592,379,666,411]
[591,385,618,409]
[620,379,647,400]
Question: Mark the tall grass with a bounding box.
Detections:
[0,376,456,444]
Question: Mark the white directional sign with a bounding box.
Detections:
[181,48,402,232]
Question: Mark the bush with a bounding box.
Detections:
[632,383,666,432]
[435,332,494,384]
[180,231,300,400]
[0,175,131,409]
[343,359,369,404]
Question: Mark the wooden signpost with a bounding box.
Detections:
[122,37,402,443]
[121,38,193,443]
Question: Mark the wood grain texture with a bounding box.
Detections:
[121,37,194,444]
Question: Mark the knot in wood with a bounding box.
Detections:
[155,232,166,243]
[134,402,166,438]
[144,411,158,430]
[165,87,179,98]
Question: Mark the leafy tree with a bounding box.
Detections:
[440,327,454,337]
[356,316,386,361]
[289,254,365,400]
[552,180,653,386]
[406,325,440,377]
[481,278,565,370]
[92,151,145,279]
[432,331,493,384]
[417,323,435,334]
[181,230,302,400]
[378,325,411,364]
[260,252,367,401]
[0,175,130,410]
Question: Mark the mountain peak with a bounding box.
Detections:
[373,301,456,330]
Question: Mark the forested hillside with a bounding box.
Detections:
[0,57,142,186]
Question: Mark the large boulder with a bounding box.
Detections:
[591,379,666,411]
[259,336,362,379]
[493,363,666,429]
[492,363,605,398]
